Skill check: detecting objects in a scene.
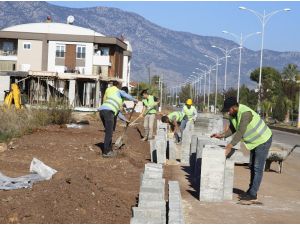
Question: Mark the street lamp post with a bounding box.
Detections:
[239,6,291,114]
[222,30,261,102]
[211,45,239,93]
[205,54,224,113]
[196,65,209,107]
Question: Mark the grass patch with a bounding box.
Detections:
[0,99,72,143]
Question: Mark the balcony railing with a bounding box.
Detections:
[0,49,17,56]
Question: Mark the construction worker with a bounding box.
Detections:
[98,81,138,158]
[161,111,188,143]
[211,96,272,204]
[182,99,197,122]
[140,89,159,141]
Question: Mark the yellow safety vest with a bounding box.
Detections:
[168,111,185,122]
[230,104,272,150]
[183,105,196,121]
[142,95,157,114]
[101,86,123,115]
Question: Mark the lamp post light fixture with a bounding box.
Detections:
[239,6,291,114]
[222,30,261,101]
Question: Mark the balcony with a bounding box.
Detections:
[0,49,17,56]
[0,49,17,61]
[93,55,111,66]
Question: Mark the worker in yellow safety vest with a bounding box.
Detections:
[211,97,272,204]
[140,89,159,141]
[182,99,197,122]
[161,111,188,143]
[98,81,138,158]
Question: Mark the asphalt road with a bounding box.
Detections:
[271,129,300,152]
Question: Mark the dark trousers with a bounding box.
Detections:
[248,136,272,197]
[100,110,115,154]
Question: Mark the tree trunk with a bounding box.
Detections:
[284,109,290,124]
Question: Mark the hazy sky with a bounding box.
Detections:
[50,1,300,52]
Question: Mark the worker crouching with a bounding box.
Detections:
[161,111,188,144]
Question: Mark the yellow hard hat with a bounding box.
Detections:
[186,99,193,105]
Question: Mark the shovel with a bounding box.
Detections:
[114,103,137,149]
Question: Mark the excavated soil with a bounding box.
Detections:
[0,112,150,224]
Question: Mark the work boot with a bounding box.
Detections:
[239,193,257,201]
[102,151,117,158]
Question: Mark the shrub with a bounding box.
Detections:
[0,99,72,142]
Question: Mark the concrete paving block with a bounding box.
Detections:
[168,139,177,161]
[156,139,167,164]
[143,171,163,179]
[141,178,165,187]
[145,162,163,168]
[138,199,166,208]
[181,129,191,165]
[140,187,164,199]
[132,207,162,218]
[132,207,163,224]
[168,210,184,224]
[228,150,250,164]
[149,139,157,163]
[200,145,226,202]
[190,135,198,154]
[130,217,162,224]
[139,190,164,202]
[223,159,235,200]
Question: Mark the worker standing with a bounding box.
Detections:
[182,99,197,122]
[140,89,159,141]
[98,81,138,158]
[161,111,187,143]
[211,97,272,204]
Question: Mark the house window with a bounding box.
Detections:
[23,42,31,50]
[76,45,86,59]
[56,45,65,58]
[3,42,14,51]
[100,47,109,56]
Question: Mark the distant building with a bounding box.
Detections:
[0,20,132,110]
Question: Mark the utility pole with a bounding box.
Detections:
[148,65,151,85]
[297,79,300,128]
[158,74,163,112]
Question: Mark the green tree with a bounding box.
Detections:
[261,99,272,121]
[281,64,299,122]
[273,96,286,122]
[179,84,193,104]
[250,67,282,103]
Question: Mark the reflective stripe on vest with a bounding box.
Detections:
[183,105,196,121]
[230,104,272,150]
[142,95,157,114]
[168,111,185,122]
[101,86,122,115]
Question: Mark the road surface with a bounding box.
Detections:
[271,129,300,152]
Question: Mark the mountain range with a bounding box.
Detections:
[1,1,300,89]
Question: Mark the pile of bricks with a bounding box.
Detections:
[180,114,238,202]
[130,163,185,224]
[131,163,166,224]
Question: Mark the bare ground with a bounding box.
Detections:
[0,113,149,224]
